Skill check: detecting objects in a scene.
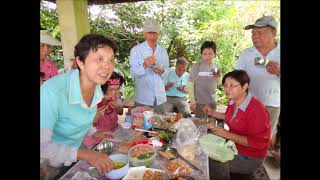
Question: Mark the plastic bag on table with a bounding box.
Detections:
[165,158,194,178]
[149,115,170,130]
[199,134,238,163]
[174,118,199,161]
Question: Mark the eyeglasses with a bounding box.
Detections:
[223,84,241,89]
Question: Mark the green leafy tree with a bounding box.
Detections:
[40,0,280,105]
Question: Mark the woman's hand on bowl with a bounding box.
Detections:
[78,149,114,173]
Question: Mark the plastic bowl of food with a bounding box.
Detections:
[128,144,156,167]
[105,154,130,180]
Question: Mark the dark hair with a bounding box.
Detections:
[200,41,217,54]
[101,71,124,94]
[222,70,250,93]
[176,57,189,66]
[40,72,45,78]
[74,34,116,68]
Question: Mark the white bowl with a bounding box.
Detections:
[106,154,130,180]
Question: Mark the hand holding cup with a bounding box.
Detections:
[143,55,156,68]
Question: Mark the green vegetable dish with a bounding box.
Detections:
[137,152,155,160]
[129,145,155,160]
[158,130,175,141]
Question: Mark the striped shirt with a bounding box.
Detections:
[130,41,169,105]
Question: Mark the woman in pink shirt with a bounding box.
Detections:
[204,70,270,178]
[83,71,124,147]
[40,30,61,82]
[93,71,124,132]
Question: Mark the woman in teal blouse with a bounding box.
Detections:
[41,34,116,174]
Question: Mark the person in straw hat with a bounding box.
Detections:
[40,30,61,82]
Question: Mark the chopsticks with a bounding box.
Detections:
[133,128,159,134]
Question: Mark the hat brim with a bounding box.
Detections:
[143,29,160,33]
[41,35,62,46]
[245,24,276,30]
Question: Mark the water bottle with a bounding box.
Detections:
[123,115,132,129]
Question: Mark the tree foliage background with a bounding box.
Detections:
[40,0,280,106]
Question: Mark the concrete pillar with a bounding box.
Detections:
[56,0,90,68]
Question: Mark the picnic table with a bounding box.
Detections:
[59,119,211,180]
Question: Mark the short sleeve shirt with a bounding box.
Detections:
[40,69,104,147]
[189,61,219,104]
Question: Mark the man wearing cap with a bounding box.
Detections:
[129,19,169,114]
[40,30,61,82]
[235,16,280,139]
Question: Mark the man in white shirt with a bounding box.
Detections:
[129,19,169,114]
[235,16,280,138]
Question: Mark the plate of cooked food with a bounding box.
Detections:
[122,166,165,180]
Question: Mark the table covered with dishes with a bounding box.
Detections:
[59,108,214,180]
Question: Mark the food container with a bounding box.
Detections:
[105,154,130,180]
[143,111,153,129]
[211,66,220,76]
[176,85,186,91]
[132,107,153,128]
[149,115,170,130]
[165,158,194,178]
[123,166,165,180]
[128,144,156,167]
[254,57,269,66]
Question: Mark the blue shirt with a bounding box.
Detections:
[130,41,169,105]
[164,69,189,97]
[40,69,103,147]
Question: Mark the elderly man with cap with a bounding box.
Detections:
[40,30,61,82]
[129,19,169,114]
[235,16,280,142]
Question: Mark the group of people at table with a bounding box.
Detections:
[40,15,280,179]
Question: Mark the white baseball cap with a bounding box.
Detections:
[40,30,61,46]
[143,19,160,33]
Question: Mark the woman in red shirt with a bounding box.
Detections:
[204,69,270,176]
